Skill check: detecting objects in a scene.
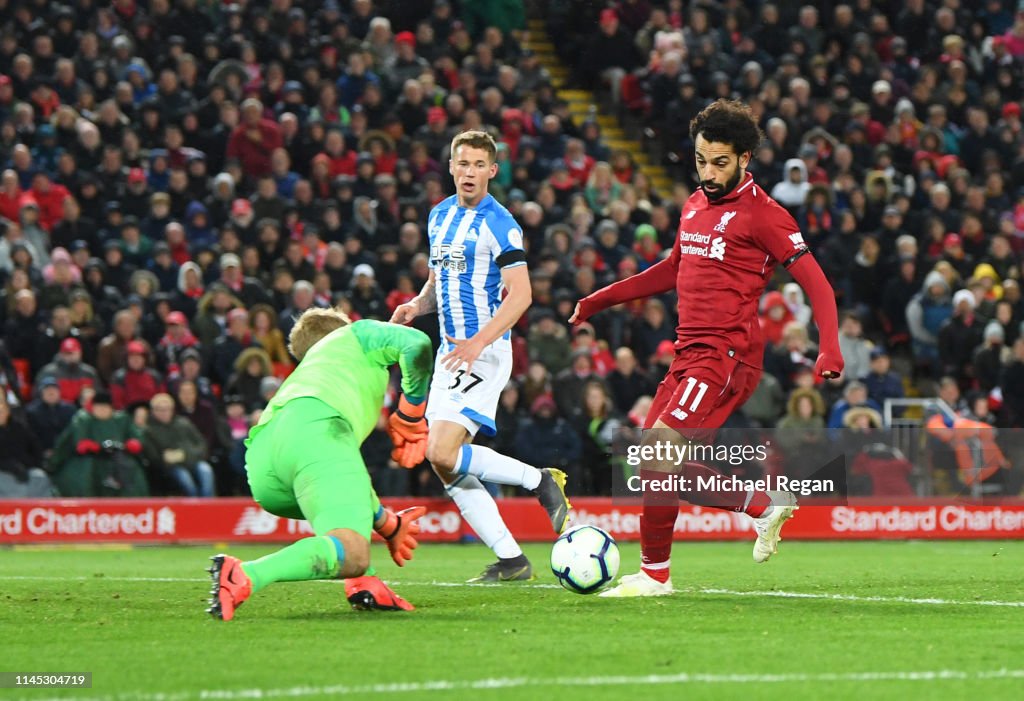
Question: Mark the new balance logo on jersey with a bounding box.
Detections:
[233,507,280,535]
[684,210,696,220]
[709,236,726,261]
[713,211,737,233]
[789,232,807,250]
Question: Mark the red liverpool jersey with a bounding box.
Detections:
[667,173,808,368]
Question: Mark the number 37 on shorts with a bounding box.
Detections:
[448,369,484,393]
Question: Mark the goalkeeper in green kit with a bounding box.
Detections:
[207,308,435,620]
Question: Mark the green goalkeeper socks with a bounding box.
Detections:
[242,535,344,593]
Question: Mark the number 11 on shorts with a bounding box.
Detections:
[671,377,708,422]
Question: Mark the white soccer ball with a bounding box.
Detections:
[550,525,620,595]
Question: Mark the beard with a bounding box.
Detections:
[701,167,743,202]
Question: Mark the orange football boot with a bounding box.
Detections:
[344,575,414,611]
[207,554,252,621]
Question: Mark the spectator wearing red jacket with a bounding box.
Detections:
[109,340,165,410]
[225,98,282,178]
[29,171,70,232]
[35,338,101,405]
[571,323,615,377]
[0,168,35,222]
[759,291,796,347]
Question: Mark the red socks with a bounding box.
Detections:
[637,464,773,584]
[639,469,677,583]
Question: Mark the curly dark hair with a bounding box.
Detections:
[689,99,764,157]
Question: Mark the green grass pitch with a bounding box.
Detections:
[2,540,1022,700]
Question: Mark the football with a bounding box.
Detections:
[549,525,620,594]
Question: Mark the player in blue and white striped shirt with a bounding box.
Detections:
[391,131,571,582]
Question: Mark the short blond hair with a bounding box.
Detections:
[451,130,497,163]
[287,307,351,361]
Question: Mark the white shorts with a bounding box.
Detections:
[425,345,512,437]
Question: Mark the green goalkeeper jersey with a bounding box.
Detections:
[250,319,433,443]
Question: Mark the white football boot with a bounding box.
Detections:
[599,570,673,598]
[751,491,798,563]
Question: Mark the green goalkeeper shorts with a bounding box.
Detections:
[244,396,377,539]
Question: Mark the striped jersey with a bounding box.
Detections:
[427,193,527,352]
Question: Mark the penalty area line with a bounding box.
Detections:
[29,668,1024,701]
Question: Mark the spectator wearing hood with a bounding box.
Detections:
[18,201,52,268]
[973,321,1007,393]
[759,291,796,347]
[782,282,813,328]
[770,158,810,211]
[906,270,953,375]
[50,390,148,497]
[938,288,985,385]
[776,386,829,465]
[204,172,236,228]
[224,347,272,413]
[184,201,217,253]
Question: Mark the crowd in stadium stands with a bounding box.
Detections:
[0,0,1022,499]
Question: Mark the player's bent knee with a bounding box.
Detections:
[425,443,458,472]
[326,529,370,578]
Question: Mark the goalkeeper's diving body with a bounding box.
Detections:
[208,309,434,620]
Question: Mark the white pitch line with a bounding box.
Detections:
[696,587,1024,608]
[3,575,1023,608]
[27,668,1024,701]
[385,580,1024,608]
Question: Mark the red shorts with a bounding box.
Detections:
[646,344,761,440]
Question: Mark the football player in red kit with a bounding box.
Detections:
[570,99,844,597]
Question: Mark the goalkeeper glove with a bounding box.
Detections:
[387,395,428,468]
[374,506,426,567]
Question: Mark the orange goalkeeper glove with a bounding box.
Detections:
[374,506,426,567]
[387,395,427,468]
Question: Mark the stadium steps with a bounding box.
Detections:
[524,18,675,196]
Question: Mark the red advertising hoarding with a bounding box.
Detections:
[1,498,1023,543]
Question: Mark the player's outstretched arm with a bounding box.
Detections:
[391,270,437,324]
[352,319,434,400]
[441,264,531,373]
[788,254,844,379]
[571,256,678,325]
[351,320,433,467]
